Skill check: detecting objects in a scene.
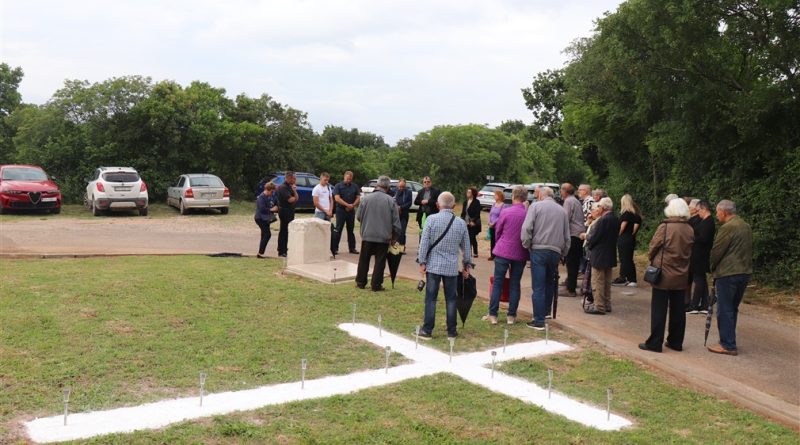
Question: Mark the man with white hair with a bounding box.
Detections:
[708,200,752,356]
[521,186,570,330]
[417,191,473,339]
[560,183,585,298]
[584,197,620,314]
[355,176,401,291]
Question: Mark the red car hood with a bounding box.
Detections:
[1,180,60,193]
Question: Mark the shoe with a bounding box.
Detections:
[506,316,516,325]
[256,254,266,259]
[698,309,709,314]
[349,250,359,254]
[584,304,605,315]
[356,284,366,289]
[372,286,386,292]
[611,279,629,287]
[447,332,458,339]
[487,257,494,261]
[605,305,612,313]
[685,306,695,313]
[626,282,637,287]
[707,344,738,356]
[545,314,552,319]
[481,314,498,325]
[689,309,700,314]
[331,250,338,256]
[473,254,479,258]
[416,330,432,340]
[665,342,683,352]
[526,321,546,331]
[278,253,287,258]
[638,343,662,353]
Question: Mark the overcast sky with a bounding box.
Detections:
[1,0,622,144]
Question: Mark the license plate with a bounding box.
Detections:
[114,187,132,191]
[201,193,213,198]
[41,197,57,202]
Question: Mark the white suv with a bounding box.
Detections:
[85,167,149,216]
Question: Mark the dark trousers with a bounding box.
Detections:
[565,236,582,292]
[332,206,356,253]
[468,227,479,256]
[255,218,272,255]
[355,241,389,290]
[277,208,294,255]
[617,234,636,282]
[716,274,749,350]
[488,227,496,258]
[398,210,409,245]
[689,271,709,310]
[644,288,686,351]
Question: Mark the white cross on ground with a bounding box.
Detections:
[25,323,631,443]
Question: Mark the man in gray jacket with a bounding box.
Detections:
[355,176,401,291]
[521,187,570,329]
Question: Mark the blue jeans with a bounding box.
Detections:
[314,210,330,220]
[489,256,526,317]
[716,274,750,350]
[422,273,458,336]
[530,249,560,324]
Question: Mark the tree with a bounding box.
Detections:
[0,63,24,162]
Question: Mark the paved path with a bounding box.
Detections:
[1,216,798,430]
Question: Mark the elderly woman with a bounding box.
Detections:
[487,189,507,260]
[254,182,278,258]
[639,198,694,353]
[461,187,482,258]
[482,186,528,325]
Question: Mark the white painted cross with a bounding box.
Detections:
[25,323,631,443]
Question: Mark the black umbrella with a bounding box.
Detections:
[386,243,404,288]
[704,282,718,347]
[456,273,478,327]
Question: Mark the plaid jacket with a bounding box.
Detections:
[417,209,471,277]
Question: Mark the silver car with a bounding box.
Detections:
[167,174,230,215]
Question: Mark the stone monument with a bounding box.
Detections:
[284,218,360,283]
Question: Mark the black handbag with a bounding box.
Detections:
[644,223,667,285]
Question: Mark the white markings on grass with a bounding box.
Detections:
[25,323,631,443]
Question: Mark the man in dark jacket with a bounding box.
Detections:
[585,197,620,314]
[276,171,298,257]
[395,178,413,246]
[688,200,715,313]
[414,176,440,228]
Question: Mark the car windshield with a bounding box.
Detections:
[103,172,139,183]
[1,167,48,181]
[190,176,224,187]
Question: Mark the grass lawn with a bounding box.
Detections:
[1,257,797,444]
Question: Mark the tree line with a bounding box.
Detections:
[1,0,796,285]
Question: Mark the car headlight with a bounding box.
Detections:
[2,190,25,195]
[44,190,60,194]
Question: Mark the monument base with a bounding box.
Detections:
[285,260,361,284]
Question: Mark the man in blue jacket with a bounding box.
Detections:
[394,178,413,246]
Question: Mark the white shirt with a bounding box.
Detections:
[312,183,332,213]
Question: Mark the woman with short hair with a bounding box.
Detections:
[461,187,482,258]
[487,189,507,260]
[254,182,278,258]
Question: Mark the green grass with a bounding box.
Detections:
[0,256,796,444]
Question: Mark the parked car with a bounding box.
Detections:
[167,174,230,215]
[255,172,319,210]
[361,178,423,211]
[477,182,510,210]
[502,183,562,205]
[85,167,148,216]
[0,164,62,214]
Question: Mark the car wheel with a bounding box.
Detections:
[91,200,102,217]
[139,207,148,216]
[220,207,229,215]
[179,200,188,215]
[0,204,5,215]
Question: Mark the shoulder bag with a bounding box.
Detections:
[643,222,667,284]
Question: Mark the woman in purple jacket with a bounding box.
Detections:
[483,186,529,324]
[487,189,507,260]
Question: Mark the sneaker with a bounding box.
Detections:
[506,316,516,325]
[415,330,432,340]
[526,321,546,331]
[447,332,458,339]
[685,306,695,313]
[611,279,629,287]
[689,309,700,314]
[545,314,552,319]
[481,314,498,325]
[626,282,637,287]
[584,304,605,315]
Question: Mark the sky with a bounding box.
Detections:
[1,0,623,144]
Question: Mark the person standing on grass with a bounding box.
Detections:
[584,197,619,315]
[708,200,753,356]
[355,176,401,292]
[254,182,278,258]
[613,194,642,287]
[394,178,413,246]
[415,176,440,229]
[417,192,472,340]
[687,200,715,314]
[276,171,298,258]
[461,186,482,258]
[483,185,528,325]
[638,198,694,353]
[520,186,570,330]
[331,171,361,256]
[487,189,507,261]
[560,183,584,298]
[312,172,333,221]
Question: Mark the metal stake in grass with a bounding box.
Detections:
[448,337,455,363]
[301,358,307,389]
[607,388,613,421]
[548,369,553,399]
[503,328,509,353]
[378,314,382,337]
[415,325,420,349]
[352,302,356,325]
[198,372,207,407]
[491,351,497,378]
[385,346,391,374]
[62,388,70,426]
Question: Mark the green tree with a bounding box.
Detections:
[0,63,24,162]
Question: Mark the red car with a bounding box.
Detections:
[0,164,62,214]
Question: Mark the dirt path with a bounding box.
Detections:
[1,216,798,430]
